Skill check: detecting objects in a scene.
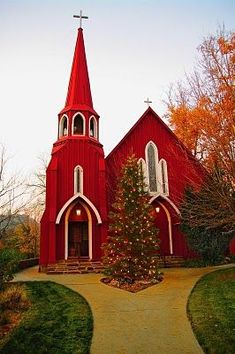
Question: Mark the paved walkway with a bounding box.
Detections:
[14,265,232,354]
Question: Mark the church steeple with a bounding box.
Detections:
[62,28,93,112]
[41,14,107,269]
[58,20,99,140]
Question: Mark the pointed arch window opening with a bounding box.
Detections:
[137,158,148,191]
[146,142,158,193]
[160,159,169,196]
[89,116,97,139]
[74,165,83,194]
[59,115,69,138]
[72,113,85,135]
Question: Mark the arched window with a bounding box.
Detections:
[138,158,148,190]
[72,113,85,135]
[89,116,97,138]
[59,115,68,138]
[146,141,158,193]
[160,159,169,195]
[74,165,83,194]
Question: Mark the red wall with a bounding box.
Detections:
[105,108,204,258]
[40,107,207,265]
[40,109,107,266]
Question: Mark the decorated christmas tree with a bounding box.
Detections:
[102,154,160,282]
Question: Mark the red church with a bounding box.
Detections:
[40,22,205,272]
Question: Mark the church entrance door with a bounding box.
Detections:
[68,222,88,258]
[154,201,173,256]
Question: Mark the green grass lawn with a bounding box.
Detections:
[0,281,93,354]
[187,267,235,354]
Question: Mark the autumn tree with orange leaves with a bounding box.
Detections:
[165,27,235,260]
[166,28,235,181]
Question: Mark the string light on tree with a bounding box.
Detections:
[102,153,160,282]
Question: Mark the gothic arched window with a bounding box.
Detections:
[59,115,68,138]
[160,159,169,195]
[146,142,158,193]
[74,165,83,194]
[138,158,148,190]
[73,113,85,135]
[89,116,97,138]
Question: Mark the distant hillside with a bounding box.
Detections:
[0,214,38,231]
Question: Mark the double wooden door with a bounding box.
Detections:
[68,222,88,257]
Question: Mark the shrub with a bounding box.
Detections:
[0,248,22,290]
[180,181,234,266]
[0,312,10,326]
[182,224,231,265]
[0,284,29,311]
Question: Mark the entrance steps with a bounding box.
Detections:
[46,260,103,274]
[45,256,185,274]
[158,256,185,268]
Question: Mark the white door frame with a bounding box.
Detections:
[64,200,92,260]
[157,201,173,255]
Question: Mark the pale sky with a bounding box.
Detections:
[0,0,234,176]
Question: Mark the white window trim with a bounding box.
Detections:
[159,158,169,196]
[59,114,69,138]
[145,141,159,195]
[72,112,86,136]
[74,165,83,194]
[89,115,97,139]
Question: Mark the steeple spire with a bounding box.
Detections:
[61,27,94,113]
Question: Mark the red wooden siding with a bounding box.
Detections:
[106,108,204,258]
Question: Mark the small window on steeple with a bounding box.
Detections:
[89,116,97,138]
[59,115,68,138]
[62,119,67,136]
[73,114,85,135]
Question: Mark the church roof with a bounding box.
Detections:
[106,106,197,162]
[60,28,96,115]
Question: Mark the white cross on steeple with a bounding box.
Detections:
[144,97,152,106]
[73,10,88,28]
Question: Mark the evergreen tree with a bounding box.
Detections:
[181,167,235,264]
[102,154,160,282]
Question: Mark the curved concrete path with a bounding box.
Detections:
[14,265,232,354]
